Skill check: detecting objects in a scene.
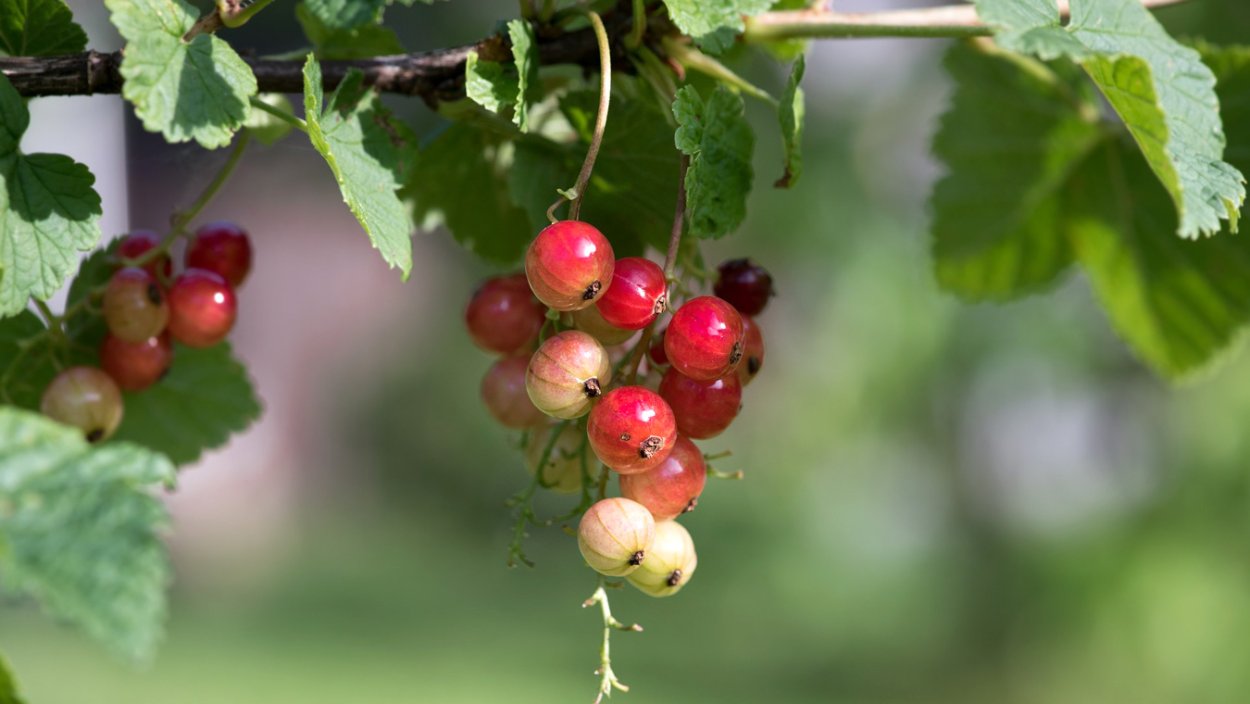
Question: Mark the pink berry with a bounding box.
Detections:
[596,257,666,330]
[713,258,774,316]
[186,221,253,288]
[465,274,547,355]
[524,220,615,311]
[658,368,742,439]
[525,331,611,419]
[663,296,744,381]
[481,356,547,429]
[99,333,173,391]
[738,316,765,386]
[619,435,706,521]
[102,267,169,343]
[167,269,237,348]
[40,366,124,442]
[578,497,655,576]
[117,229,171,279]
[587,386,677,474]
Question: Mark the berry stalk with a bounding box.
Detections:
[583,581,642,704]
[549,9,612,222]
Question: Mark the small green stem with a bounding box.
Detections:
[662,38,776,105]
[551,9,612,222]
[249,96,307,133]
[507,420,572,567]
[171,131,251,234]
[583,580,642,703]
[625,0,646,49]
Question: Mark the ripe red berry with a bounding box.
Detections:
[738,316,765,386]
[627,520,697,597]
[465,274,546,355]
[524,220,615,311]
[578,497,655,576]
[40,366,124,442]
[664,296,744,381]
[526,423,586,494]
[713,258,774,316]
[167,269,237,348]
[571,303,634,346]
[117,229,171,279]
[619,435,707,521]
[186,221,253,288]
[102,267,169,343]
[526,331,611,419]
[587,386,677,474]
[658,368,742,439]
[481,356,547,429]
[648,328,668,366]
[99,333,173,391]
[596,257,666,330]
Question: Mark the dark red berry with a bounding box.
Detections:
[596,257,666,330]
[648,328,668,367]
[587,386,677,474]
[658,368,742,439]
[40,366,123,442]
[465,274,546,355]
[526,331,611,419]
[167,268,237,348]
[524,220,615,311]
[186,221,253,288]
[738,316,765,386]
[619,435,707,521]
[100,333,173,391]
[664,296,744,381]
[713,258,774,316]
[117,229,172,279]
[481,355,547,429]
[102,267,169,343]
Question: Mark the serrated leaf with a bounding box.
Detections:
[244,93,295,146]
[0,0,87,57]
[105,0,258,149]
[0,74,102,318]
[661,0,773,54]
[0,652,23,704]
[465,51,519,117]
[0,407,176,661]
[507,19,539,132]
[672,85,753,239]
[775,55,805,188]
[296,1,404,59]
[303,56,414,277]
[0,310,55,409]
[303,0,385,29]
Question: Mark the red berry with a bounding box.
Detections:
[571,303,634,346]
[186,221,253,288]
[648,328,668,366]
[663,296,744,381]
[524,220,615,311]
[578,497,655,576]
[99,333,173,391]
[596,257,666,330]
[619,435,706,521]
[627,519,697,597]
[738,316,765,386]
[658,368,742,439]
[525,331,611,419]
[40,366,124,442]
[465,274,546,355]
[102,267,169,343]
[480,356,547,429]
[117,229,172,279]
[587,386,677,474]
[167,269,237,348]
[713,258,774,316]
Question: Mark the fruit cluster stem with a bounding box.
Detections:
[558,9,611,222]
[583,581,642,703]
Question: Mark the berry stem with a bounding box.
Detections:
[171,131,251,236]
[625,0,646,49]
[507,419,572,567]
[551,9,611,222]
[583,580,642,704]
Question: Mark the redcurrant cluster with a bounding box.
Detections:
[39,222,252,442]
[468,220,773,598]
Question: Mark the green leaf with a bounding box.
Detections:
[244,93,295,146]
[0,0,88,57]
[303,0,385,29]
[465,51,519,117]
[0,652,24,704]
[775,55,805,188]
[661,0,773,54]
[672,85,754,239]
[296,1,404,59]
[973,0,1246,238]
[507,19,539,132]
[0,74,102,317]
[106,0,258,149]
[0,407,176,661]
[0,310,55,410]
[110,343,261,465]
[303,56,414,278]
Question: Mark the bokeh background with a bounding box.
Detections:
[5,2,1250,703]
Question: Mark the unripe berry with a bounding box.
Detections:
[186,221,253,288]
[587,386,677,474]
[738,316,765,386]
[40,366,124,442]
[167,269,237,348]
[99,333,173,391]
[525,423,586,494]
[619,435,706,520]
[465,274,546,355]
[102,267,169,343]
[481,356,547,428]
[117,229,171,279]
[525,331,611,419]
[571,303,634,346]
[525,220,614,311]
[627,520,697,597]
[713,258,774,316]
[664,296,744,381]
[578,497,655,576]
[596,257,666,330]
[658,368,742,440]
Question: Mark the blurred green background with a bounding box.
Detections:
[5,2,1250,703]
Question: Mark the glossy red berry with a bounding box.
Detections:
[526,423,586,494]
[481,356,547,429]
[713,258,774,316]
[596,257,666,330]
[658,368,742,439]
[738,316,765,386]
[627,519,697,597]
[117,229,171,279]
[102,267,169,343]
[578,497,655,576]
[186,221,253,288]
[40,366,124,442]
[571,303,634,346]
[664,296,744,381]
[465,274,546,355]
[587,386,677,474]
[99,333,173,391]
[526,331,611,419]
[524,220,615,311]
[167,269,237,348]
[620,435,707,521]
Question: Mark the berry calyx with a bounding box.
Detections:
[571,304,634,346]
[186,221,253,288]
[738,316,765,386]
[525,331,611,419]
[578,497,656,577]
[658,368,742,440]
[596,257,666,330]
[465,274,546,355]
[713,258,774,316]
[524,220,615,311]
[167,269,237,348]
[587,386,677,474]
[526,423,586,494]
[103,267,170,343]
[619,435,707,521]
[627,520,697,598]
[99,333,173,391]
[664,296,744,381]
[481,356,547,429]
[117,229,172,279]
[40,366,124,442]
